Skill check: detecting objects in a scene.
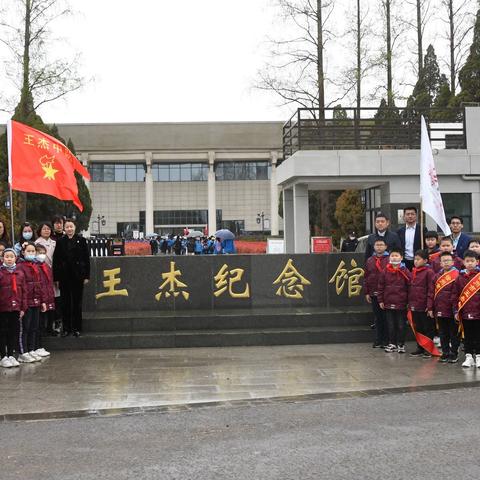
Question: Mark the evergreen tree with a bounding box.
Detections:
[406,45,448,118]
[335,189,365,237]
[369,98,402,146]
[457,9,480,103]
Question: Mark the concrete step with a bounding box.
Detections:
[43,325,374,350]
[82,307,372,332]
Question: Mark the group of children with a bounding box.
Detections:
[365,231,480,367]
[0,242,54,368]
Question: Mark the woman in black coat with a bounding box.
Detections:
[52,219,90,337]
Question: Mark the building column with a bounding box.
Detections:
[208,151,217,235]
[283,188,294,253]
[80,153,91,237]
[293,183,310,253]
[145,151,154,234]
[270,151,279,236]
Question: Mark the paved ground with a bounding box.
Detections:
[1,343,479,418]
[2,387,480,480]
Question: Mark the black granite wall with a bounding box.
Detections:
[84,253,366,312]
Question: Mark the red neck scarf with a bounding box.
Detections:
[25,262,39,281]
[412,266,427,281]
[386,263,410,282]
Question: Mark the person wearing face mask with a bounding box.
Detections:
[14,222,36,257]
[0,248,27,368]
[377,248,412,354]
[341,231,359,252]
[17,242,47,363]
[52,219,90,337]
[34,222,56,267]
[35,244,54,353]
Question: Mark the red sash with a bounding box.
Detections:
[458,272,480,312]
[429,251,441,262]
[434,270,459,298]
[407,311,441,356]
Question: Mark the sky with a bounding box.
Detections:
[0,0,476,125]
[1,0,292,124]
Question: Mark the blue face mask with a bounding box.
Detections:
[23,232,33,240]
[24,254,36,262]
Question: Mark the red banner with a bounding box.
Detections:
[407,311,441,357]
[7,120,90,211]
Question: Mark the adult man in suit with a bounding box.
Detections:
[397,206,428,270]
[365,213,401,261]
[449,216,471,259]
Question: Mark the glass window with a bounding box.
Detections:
[215,164,224,181]
[170,164,180,181]
[103,164,115,182]
[224,163,235,180]
[256,162,269,180]
[137,165,145,181]
[90,164,103,182]
[192,164,208,181]
[246,163,257,180]
[180,163,192,181]
[443,193,472,232]
[235,162,246,180]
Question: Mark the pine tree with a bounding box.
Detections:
[406,45,448,118]
[457,9,480,103]
[335,190,365,237]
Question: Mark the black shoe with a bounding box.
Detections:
[422,352,432,359]
[61,331,70,337]
[73,331,81,337]
[409,349,424,357]
[372,343,383,348]
[448,354,458,364]
[440,353,449,363]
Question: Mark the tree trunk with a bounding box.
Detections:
[356,0,361,111]
[386,0,393,106]
[448,0,456,95]
[317,0,325,119]
[416,0,423,73]
[20,0,33,118]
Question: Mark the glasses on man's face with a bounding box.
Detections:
[450,222,462,226]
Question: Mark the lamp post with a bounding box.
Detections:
[95,214,106,235]
[257,211,265,233]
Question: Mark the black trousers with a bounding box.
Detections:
[0,311,20,357]
[463,321,480,355]
[21,307,40,353]
[386,309,407,346]
[437,317,460,355]
[411,311,434,351]
[372,295,387,346]
[403,259,414,271]
[60,278,84,333]
[39,310,55,346]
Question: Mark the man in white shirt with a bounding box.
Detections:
[397,206,427,270]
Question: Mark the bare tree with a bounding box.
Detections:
[401,0,432,75]
[256,0,336,118]
[337,0,375,111]
[0,0,84,116]
[439,0,475,95]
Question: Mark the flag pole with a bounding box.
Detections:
[6,119,15,245]
[420,199,424,249]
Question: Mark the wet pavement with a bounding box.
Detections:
[1,343,479,420]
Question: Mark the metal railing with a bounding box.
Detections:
[282,107,466,160]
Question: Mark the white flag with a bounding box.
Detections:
[420,116,451,236]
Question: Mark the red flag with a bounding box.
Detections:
[7,120,90,211]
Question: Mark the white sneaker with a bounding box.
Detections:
[384,344,397,353]
[462,354,475,368]
[18,353,34,363]
[433,336,441,347]
[0,356,13,368]
[34,348,50,357]
[397,345,406,354]
[8,356,20,367]
[476,355,480,368]
[29,351,42,362]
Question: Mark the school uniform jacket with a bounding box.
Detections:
[452,270,480,320]
[408,266,434,312]
[17,260,47,308]
[431,255,463,273]
[37,262,55,311]
[0,267,28,312]
[377,265,412,310]
[429,268,459,318]
[363,254,389,296]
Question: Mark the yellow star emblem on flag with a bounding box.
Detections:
[39,155,59,180]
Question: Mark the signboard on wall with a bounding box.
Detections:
[311,236,332,253]
[267,238,284,254]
